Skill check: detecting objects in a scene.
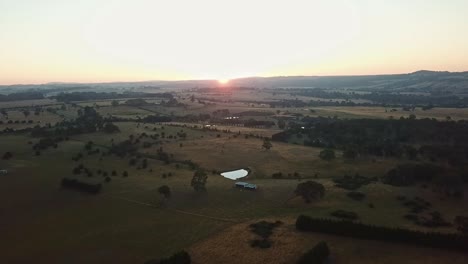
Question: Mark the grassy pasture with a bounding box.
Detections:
[1,99,467,263]
[311,106,468,120]
[189,219,468,264]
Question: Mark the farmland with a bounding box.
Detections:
[1,74,468,263]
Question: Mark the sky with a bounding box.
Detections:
[1,0,467,84]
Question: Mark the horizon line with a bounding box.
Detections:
[1,69,467,87]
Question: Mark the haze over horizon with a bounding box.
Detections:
[1,0,468,85]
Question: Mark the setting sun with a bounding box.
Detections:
[218,79,229,85]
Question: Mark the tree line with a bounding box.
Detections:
[295,215,468,252]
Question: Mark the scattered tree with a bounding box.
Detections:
[262,138,273,150]
[191,169,208,192]
[319,148,335,161]
[295,181,325,203]
[158,185,171,199]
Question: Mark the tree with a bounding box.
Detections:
[295,181,325,203]
[158,185,171,199]
[103,122,120,133]
[343,148,357,160]
[319,148,335,161]
[2,151,13,160]
[191,169,208,191]
[277,119,286,129]
[262,138,273,150]
[22,110,30,118]
[111,100,119,107]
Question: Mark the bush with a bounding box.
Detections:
[297,241,330,264]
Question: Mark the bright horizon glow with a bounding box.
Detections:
[1,0,468,85]
[218,79,230,85]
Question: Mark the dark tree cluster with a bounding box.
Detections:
[61,178,102,194]
[109,140,138,157]
[191,169,208,192]
[271,171,300,179]
[332,174,377,190]
[398,196,451,228]
[0,91,44,102]
[384,164,464,198]
[53,91,173,102]
[383,163,444,186]
[295,181,325,203]
[295,215,468,252]
[273,118,468,164]
[292,88,468,107]
[330,210,359,221]
[2,151,13,160]
[32,137,62,151]
[158,185,171,199]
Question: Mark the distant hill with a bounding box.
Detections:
[1,71,468,95]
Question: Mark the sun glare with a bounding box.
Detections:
[218,79,229,85]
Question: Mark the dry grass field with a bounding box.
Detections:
[1,96,467,263]
[189,219,468,264]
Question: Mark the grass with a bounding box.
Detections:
[1,101,467,263]
[188,219,468,264]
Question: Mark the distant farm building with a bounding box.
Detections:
[235,181,257,190]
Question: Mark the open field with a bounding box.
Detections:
[189,219,468,264]
[311,106,468,120]
[1,87,468,263]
